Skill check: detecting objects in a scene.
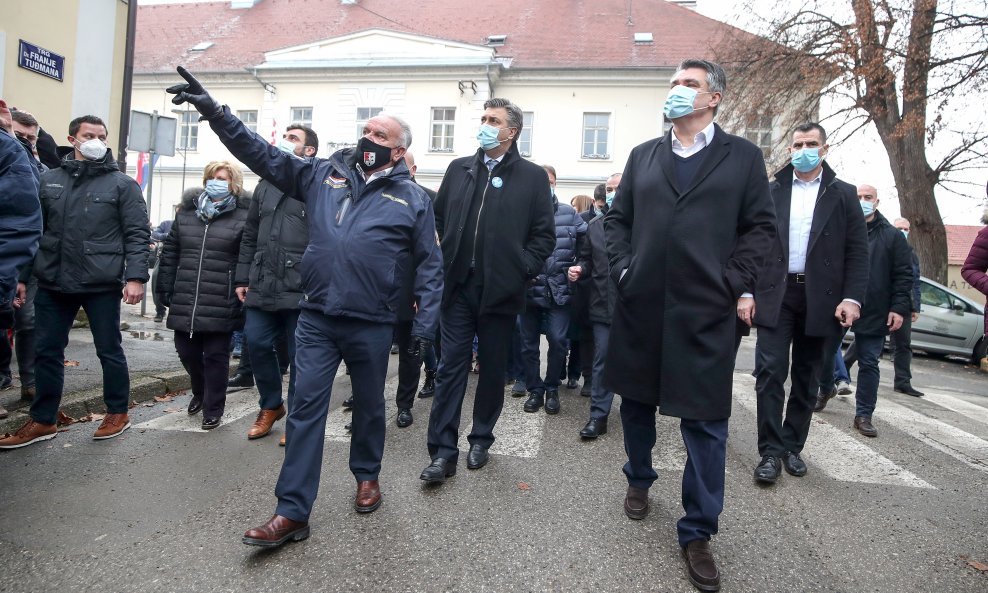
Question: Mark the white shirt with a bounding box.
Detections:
[359,165,394,185]
[671,120,715,158]
[485,154,504,170]
[788,171,822,273]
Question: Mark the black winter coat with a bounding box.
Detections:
[575,214,615,325]
[528,200,587,308]
[435,144,556,315]
[34,148,150,294]
[157,192,249,334]
[235,179,308,311]
[852,211,913,336]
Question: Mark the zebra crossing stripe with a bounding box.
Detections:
[919,390,988,428]
[877,397,988,474]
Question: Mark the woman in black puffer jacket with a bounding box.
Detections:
[157,161,250,430]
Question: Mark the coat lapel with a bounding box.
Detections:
[656,133,679,195]
[773,178,793,261]
[806,180,838,255]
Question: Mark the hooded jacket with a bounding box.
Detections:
[33,147,149,294]
[527,199,587,308]
[157,189,249,333]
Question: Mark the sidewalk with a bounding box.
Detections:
[0,300,192,433]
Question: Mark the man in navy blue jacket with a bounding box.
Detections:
[167,67,443,548]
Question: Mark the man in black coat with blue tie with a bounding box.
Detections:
[750,123,869,485]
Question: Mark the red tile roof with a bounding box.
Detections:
[946,225,983,265]
[135,0,760,73]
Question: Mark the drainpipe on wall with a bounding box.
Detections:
[117,0,138,173]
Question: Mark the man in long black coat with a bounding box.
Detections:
[750,123,869,485]
[603,59,776,592]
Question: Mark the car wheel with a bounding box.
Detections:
[972,336,988,366]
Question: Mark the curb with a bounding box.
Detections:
[0,370,192,434]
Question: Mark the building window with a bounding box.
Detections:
[356,107,384,137]
[430,107,455,152]
[291,107,313,128]
[178,111,198,151]
[582,112,610,159]
[744,114,773,159]
[518,111,534,157]
[238,110,258,134]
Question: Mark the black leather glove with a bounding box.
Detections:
[165,66,223,120]
[408,337,431,359]
[159,292,172,308]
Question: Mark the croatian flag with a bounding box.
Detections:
[135,152,158,193]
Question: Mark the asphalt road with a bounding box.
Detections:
[0,333,986,593]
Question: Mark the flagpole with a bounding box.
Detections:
[141,110,160,318]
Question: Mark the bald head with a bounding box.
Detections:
[404,150,417,176]
[857,184,878,200]
[606,173,622,193]
[894,217,910,232]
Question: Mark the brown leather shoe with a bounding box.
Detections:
[854,415,878,437]
[242,514,310,548]
[624,485,649,520]
[355,480,383,513]
[682,539,721,592]
[0,419,57,449]
[247,405,286,440]
[93,413,131,440]
[279,434,286,447]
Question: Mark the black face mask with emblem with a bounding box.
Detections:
[355,136,393,172]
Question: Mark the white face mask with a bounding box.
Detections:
[77,138,108,161]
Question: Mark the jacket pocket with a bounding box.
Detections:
[283,251,304,293]
[248,251,263,288]
[33,234,61,284]
[86,192,119,228]
[81,240,124,286]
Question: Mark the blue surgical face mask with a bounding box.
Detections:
[205,178,230,198]
[860,200,875,217]
[663,85,711,120]
[277,138,298,155]
[477,124,503,151]
[900,229,909,239]
[606,191,616,207]
[791,147,822,173]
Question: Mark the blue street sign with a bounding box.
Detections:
[18,40,64,82]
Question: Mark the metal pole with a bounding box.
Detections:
[141,111,160,317]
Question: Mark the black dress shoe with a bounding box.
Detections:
[187,395,203,415]
[754,455,782,484]
[813,389,836,412]
[396,408,413,428]
[523,391,544,413]
[580,417,608,439]
[418,370,436,398]
[579,382,591,397]
[466,444,489,470]
[342,395,354,410]
[344,421,352,432]
[420,458,456,484]
[544,389,560,415]
[782,451,807,477]
[565,378,579,389]
[202,416,221,430]
[894,385,924,397]
[682,539,721,592]
[227,372,254,390]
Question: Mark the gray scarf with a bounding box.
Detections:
[195,192,237,223]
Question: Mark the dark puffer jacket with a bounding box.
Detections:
[34,147,150,293]
[157,190,249,333]
[234,179,308,311]
[527,200,587,308]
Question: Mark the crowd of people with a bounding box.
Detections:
[1,56,987,592]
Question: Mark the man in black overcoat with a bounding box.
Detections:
[603,59,776,592]
[750,123,869,485]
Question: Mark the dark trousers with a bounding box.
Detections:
[394,319,421,410]
[245,308,298,410]
[852,332,885,418]
[620,397,728,547]
[174,330,233,418]
[579,321,594,381]
[754,283,827,456]
[564,339,581,382]
[31,289,130,425]
[589,322,614,419]
[427,276,515,463]
[518,304,569,392]
[151,267,167,317]
[275,311,392,522]
[889,314,913,389]
[507,322,525,382]
[236,325,290,377]
[818,329,848,393]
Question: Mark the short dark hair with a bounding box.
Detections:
[11,110,39,129]
[593,183,606,202]
[676,59,727,115]
[542,164,556,179]
[793,122,828,144]
[69,115,107,137]
[483,97,524,138]
[287,124,319,155]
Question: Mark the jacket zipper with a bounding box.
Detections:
[470,176,492,269]
[189,223,209,336]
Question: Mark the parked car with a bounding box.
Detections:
[847,276,987,364]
